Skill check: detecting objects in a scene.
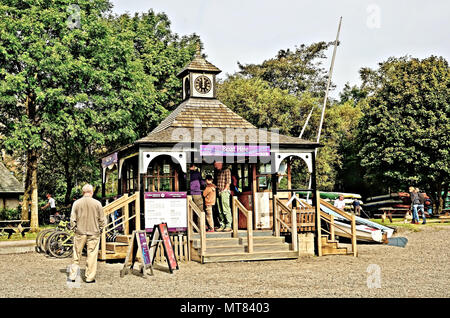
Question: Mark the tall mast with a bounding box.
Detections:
[316,16,342,144]
[306,17,342,200]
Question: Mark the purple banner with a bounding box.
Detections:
[101,152,118,168]
[200,145,270,157]
[144,192,187,199]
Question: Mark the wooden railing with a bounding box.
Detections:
[187,196,206,259]
[232,197,253,253]
[273,195,298,252]
[278,194,316,233]
[100,192,140,260]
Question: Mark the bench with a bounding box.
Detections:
[0,220,31,239]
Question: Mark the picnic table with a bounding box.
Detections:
[0,220,31,239]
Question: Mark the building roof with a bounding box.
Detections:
[136,98,319,147]
[177,52,221,78]
[0,162,24,194]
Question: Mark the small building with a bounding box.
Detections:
[99,49,351,262]
[0,162,24,210]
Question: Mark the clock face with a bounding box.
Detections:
[194,75,212,94]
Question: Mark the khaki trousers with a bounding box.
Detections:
[205,205,215,230]
[69,234,100,282]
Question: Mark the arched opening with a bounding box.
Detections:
[143,155,186,192]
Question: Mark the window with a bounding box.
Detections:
[144,157,179,192]
[256,163,273,192]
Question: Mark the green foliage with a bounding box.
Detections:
[357,56,450,205]
[0,2,198,203]
[237,41,335,98]
[0,207,21,220]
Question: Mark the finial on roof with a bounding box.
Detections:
[196,42,201,57]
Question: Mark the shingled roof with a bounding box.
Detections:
[136,98,318,147]
[0,162,24,194]
[177,52,221,78]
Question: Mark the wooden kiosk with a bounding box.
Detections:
[99,49,353,263]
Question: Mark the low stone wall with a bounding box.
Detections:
[0,240,35,255]
[298,232,315,256]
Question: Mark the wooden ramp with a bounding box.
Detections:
[190,230,298,263]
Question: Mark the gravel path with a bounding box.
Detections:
[1,225,449,298]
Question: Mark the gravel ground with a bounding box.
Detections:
[1,225,449,298]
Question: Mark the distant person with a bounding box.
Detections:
[202,175,216,232]
[41,193,57,223]
[425,197,433,216]
[352,199,361,216]
[417,188,426,225]
[214,161,232,232]
[334,195,346,211]
[409,186,420,224]
[69,184,106,283]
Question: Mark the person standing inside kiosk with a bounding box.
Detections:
[214,161,232,232]
[189,163,205,211]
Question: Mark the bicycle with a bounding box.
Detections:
[35,219,70,253]
[45,228,74,258]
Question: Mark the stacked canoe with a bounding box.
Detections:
[364,192,423,218]
[444,192,450,213]
[297,191,363,213]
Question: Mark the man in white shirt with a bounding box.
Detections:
[334,194,346,211]
[41,193,57,222]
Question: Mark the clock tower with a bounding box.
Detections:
[177,44,221,100]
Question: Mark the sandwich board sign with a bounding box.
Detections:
[120,230,154,278]
[149,223,179,273]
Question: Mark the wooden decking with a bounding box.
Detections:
[189,230,298,263]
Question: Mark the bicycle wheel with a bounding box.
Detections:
[35,229,55,253]
[40,229,58,254]
[47,231,73,258]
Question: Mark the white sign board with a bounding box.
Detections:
[144,192,187,232]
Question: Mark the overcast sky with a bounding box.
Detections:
[110,0,450,98]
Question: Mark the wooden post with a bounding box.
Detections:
[274,195,280,237]
[232,197,238,238]
[247,208,254,253]
[351,213,357,257]
[200,211,206,256]
[315,190,322,256]
[124,202,129,235]
[251,164,257,230]
[101,229,106,260]
[287,159,292,201]
[135,192,141,231]
[291,207,298,252]
[330,214,335,241]
[187,197,192,261]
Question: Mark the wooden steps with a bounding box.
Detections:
[99,234,131,260]
[190,231,298,263]
[320,235,351,256]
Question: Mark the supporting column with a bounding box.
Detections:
[311,150,321,256]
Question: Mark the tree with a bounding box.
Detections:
[237,41,336,98]
[357,56,450,212]
[0,1,200,226]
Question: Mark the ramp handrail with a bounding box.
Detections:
[232,197,254,253]
[100,192,140,260]
[187,196,207,257]
[273,195,298,252]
